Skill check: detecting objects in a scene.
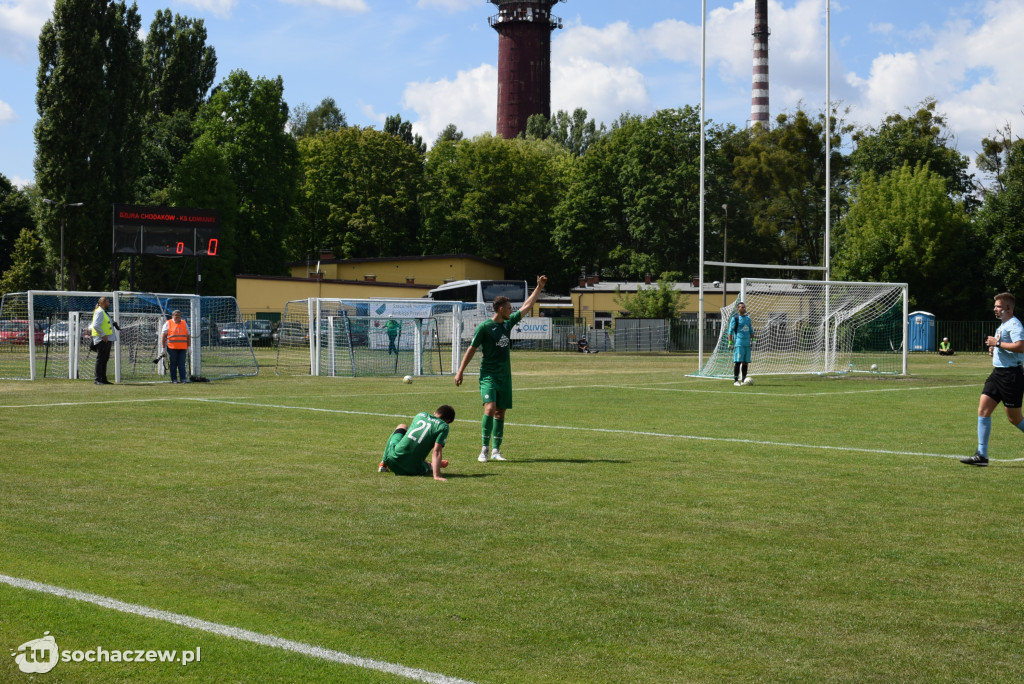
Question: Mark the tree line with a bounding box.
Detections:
[1,0,1022,319]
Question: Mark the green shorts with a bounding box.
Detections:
[381,430,430,476]
[479,374,512,409]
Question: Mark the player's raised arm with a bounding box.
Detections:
[522,275,548,313]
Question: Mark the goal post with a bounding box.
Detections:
[275,297,479,378]
[692,278,908,378]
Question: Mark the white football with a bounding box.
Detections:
[743,376,754,385]
[870,364,878,371]
[402,375,413,384]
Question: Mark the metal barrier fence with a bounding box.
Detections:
[935,321,993,355]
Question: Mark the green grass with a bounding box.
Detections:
[2,353,1023,682]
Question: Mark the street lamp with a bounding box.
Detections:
[721,203,728,308]
[42,198,85,290]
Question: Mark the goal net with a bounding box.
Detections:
[0,290,258,381]
[274,298,489,377]
[693,279,908,378]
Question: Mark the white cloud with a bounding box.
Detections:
[402,63,496,145]
[846,0,1024,153]
[280,0,368,10]
[0,100,15,124]
[556,21,652,67]
[179,0,237,19]
[0,0,54,62]
[359,101,388,127]
[552,57,650,124]
[11,175,32,189]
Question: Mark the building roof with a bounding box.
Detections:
[285,253,504,268]
[572,280,741,294]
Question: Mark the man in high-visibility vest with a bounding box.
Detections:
[159,310,190,383]
[939,337,954,356]
[89,296,117,385]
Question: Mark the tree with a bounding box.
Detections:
[142,10,216,117]
[613,274,689,318]
[136,10,217,202]
[289,97,347,140]
[384,114,426,155]
[0,175,34,277]
[433,124,463,146]
[420,134,569,286]
[732,109,849,271]
[849,99,973,200]
[292,126,424,260]
[833,163,974,317]
[35,0,146,290]
[526,108,603,157]
[193,70,300,277]
[0,228,49,294]
[977,138,1024,299]
[552,107,726,281]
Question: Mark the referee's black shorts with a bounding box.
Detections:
[982,366,1024,408]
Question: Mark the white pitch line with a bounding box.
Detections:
[0,573,476,684]
[187,397,1024,462]
[578,382,978,397]
[4,394,1018,463]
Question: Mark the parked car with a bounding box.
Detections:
[0,320,45,345]
[217,322,249,346]
[276,321,309,346]
[244,320,274,347]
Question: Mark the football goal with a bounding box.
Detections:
[0,290,258,381]
[693,279,908,378]
[274,298,490,377]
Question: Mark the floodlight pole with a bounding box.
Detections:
[697,0,707,366]
[42,198,85,290]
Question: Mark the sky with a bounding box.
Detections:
[1,0,1023,189]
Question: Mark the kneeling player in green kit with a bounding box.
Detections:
[378,405,455,481]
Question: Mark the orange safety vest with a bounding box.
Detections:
[166,318,189,350]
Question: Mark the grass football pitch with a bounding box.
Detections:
[2,352,1023,683]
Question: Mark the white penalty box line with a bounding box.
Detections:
[0,573,476,684]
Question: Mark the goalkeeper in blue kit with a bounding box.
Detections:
[728,301,754,386]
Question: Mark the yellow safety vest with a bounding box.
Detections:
[92,307,113,338]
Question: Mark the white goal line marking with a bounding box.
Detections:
[0,573,476,684]
[187,398,1023,463]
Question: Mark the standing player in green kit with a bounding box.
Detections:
[455,275,548,462]
[378,405,455,481]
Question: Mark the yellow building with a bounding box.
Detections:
[571,275,740,327]
[236,253,506,317]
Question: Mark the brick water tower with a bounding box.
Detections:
[489,1,564,139]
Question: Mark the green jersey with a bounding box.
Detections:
[470,309,523,379]
[385,411,450,475]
